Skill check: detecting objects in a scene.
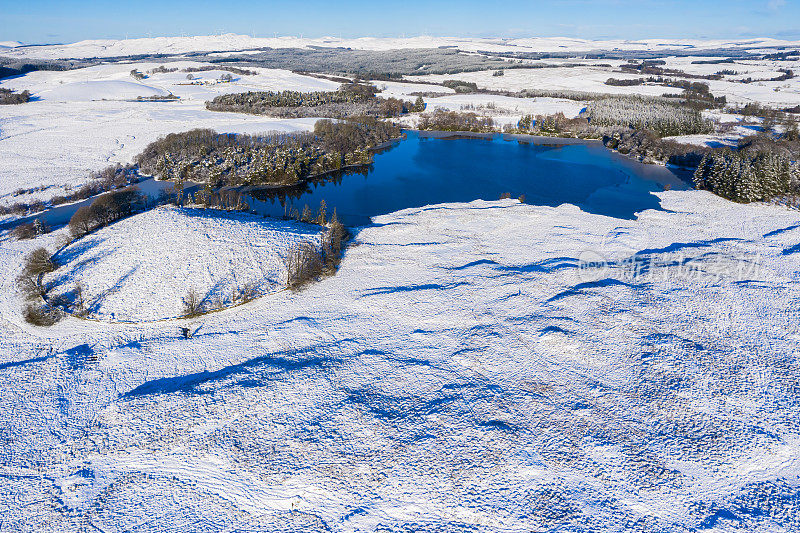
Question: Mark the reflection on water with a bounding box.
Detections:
[242,131,691,226]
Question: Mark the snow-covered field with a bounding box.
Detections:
[0,97,321,207]
[2,34,800,531]
[44,206,325,322]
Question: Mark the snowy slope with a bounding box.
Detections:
[44,207,326,321]
[1,191,799,531]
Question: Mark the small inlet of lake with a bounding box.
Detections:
[244,130,691,225]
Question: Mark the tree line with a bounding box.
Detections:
[68,187,145,238]
[17,247,62,326]
[619,60,724,81]
[1,164,139,218]
[182,65,257,75]
[604,77,727,108]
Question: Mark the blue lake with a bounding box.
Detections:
[5,131,692,231]
[245,130,691,225]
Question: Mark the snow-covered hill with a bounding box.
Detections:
[44,206,325,321]
[3,34,800,60]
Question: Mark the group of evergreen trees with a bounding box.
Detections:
[205,83,415,119]
[441,80,479,93]
[209,84,365,108]
[313,117,401,153]
[586,96,713,137]
[0,57,79,80]
[605,78,647,86]
[618,60,722,81]
[693,150,796,203]
[135,117,401,188]
[182,65,257,76]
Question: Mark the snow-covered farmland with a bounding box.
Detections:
[0,61,340,102]
[0,61,338,206]
[43,206,325,322]
[414,62,800,108]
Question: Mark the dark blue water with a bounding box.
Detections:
[245,131,690,225]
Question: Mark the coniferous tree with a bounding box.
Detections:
[316,200,327,226]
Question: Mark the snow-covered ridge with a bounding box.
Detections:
[3,33,800,60]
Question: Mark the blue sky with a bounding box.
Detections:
[1,0,798,44]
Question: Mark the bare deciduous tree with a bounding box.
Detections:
[284,242,323,290]
[22,303,61,326]
[182,288,203,317]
